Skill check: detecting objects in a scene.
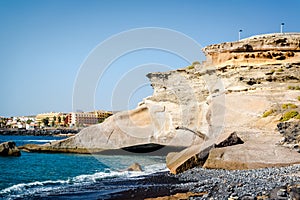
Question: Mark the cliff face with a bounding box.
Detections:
[22,33,300,170]
[203,33,300,66]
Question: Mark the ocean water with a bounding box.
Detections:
[0,135,166,199]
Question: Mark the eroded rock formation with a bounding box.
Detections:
[0,141,21,156]
[22,33,300,172]
[203,33,300,66]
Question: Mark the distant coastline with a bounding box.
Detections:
[0,128,79,136]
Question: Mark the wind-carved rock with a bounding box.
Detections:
[203,33,300,66]
[0,141,21,156]
[21,33,300,172]
[22,63,222,154]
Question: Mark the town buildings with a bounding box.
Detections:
[1,110,113,129]
[35,112,68,127]
[67,110,113,127]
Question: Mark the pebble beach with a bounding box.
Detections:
[107,164,300,200]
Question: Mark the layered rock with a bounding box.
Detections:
[22,33,300,172]
[166,132,244,174]
[203,33,300,66]
[203,133,300,170]
[22,67,216,153]
[0,141,21,156]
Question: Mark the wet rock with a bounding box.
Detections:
[126,163,143,172]
[0,141,21,156]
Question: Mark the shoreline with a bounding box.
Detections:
[0,128,79,136]
[109,165,300,200]
[21,164,300,199]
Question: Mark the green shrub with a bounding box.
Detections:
[262,109,275,118]
[282,103,298,109]
[277,68,284,72]
[296,114,300,120]
[280,110,299,121]
[298,96,300,101]
[288,86,300,90]
[187,65,194,70]
[282,104,288,109]
[192,61,200,65]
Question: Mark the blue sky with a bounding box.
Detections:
[0,0,299,117]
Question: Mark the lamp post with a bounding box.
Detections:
[280,23,285,34]
[238,29,242,41]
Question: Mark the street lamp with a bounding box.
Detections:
[238,29,243,41]
[280,23,285,34]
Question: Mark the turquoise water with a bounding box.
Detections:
[0,135,166,199]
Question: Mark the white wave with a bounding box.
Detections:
[0,180,68,197]
[0,163,167,198]
[2,139,58,143]
[0,171,130,198]
[26,140,58,143]
[71,170,130,184]
[144,163,168,174]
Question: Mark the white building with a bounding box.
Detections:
[70,112,98,127]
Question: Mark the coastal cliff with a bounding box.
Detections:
[21,33,300,171]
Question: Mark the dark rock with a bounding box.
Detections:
[0,141,21,156]
[234,44,253,52]
[277,122,300,144]
[276,55,286,60]
[215,132,244,148]
[167,132,244,174]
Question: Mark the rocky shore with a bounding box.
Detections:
[36,165,300,200]
[0,128,79,136]
[17,33,300,174]
[175,165,300,200]
[112,165,300,200]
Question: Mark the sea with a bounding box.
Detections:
[0,135,167,199]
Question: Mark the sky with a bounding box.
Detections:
[0,0,299,117]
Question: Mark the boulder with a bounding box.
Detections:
[166,132,243,174]
[126,163,143,172]
[0,141,21,156]
[203,134,300,170]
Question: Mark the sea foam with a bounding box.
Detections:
[0,163,167,199]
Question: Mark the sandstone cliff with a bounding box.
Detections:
[22,33,300,171]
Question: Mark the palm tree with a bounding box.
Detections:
[42,117,49,127]
[57,116,61,126]
[62,116,66,126]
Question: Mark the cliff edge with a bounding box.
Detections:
[21,33,300,172]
